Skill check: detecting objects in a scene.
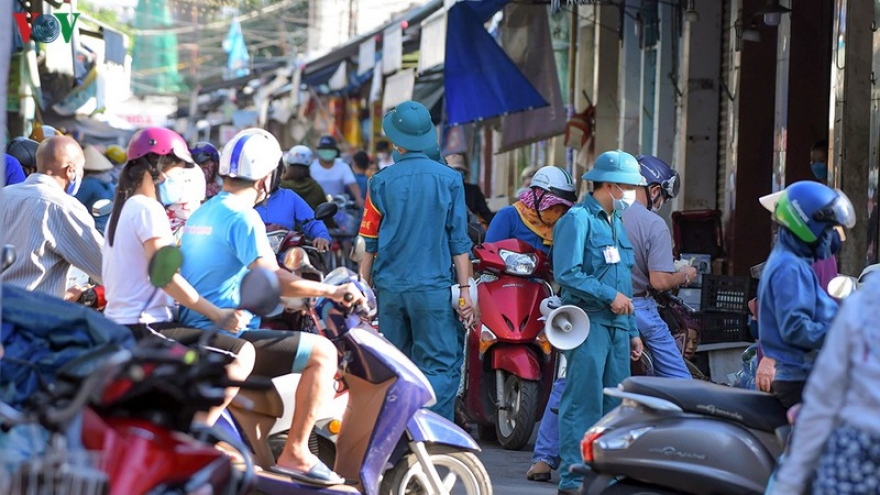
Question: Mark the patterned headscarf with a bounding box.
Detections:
[518,187,574,211]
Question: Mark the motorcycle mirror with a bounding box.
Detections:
[91,199,113,217]
[148,246,184,288]
[350,236,366,263]
[314,202,339,221]
[282,247,311,271]
[2,244,16,273]
[827,275,858,299]
[239,267,282,316]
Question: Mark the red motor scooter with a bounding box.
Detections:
[459,238,558,450]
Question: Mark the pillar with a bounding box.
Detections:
[782,0,833,185]
[652,0,676,162]
[618,1,640,153]
[829,0,872,275]
[675,0,722,211]
[728,0,779,276]
[591,5,621,158]
[572,6,596,182]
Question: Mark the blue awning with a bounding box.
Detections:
[444,0,548,126]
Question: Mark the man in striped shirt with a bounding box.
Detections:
[0,136,103,299]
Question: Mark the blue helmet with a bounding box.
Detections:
[190,142,220,165]
[582,150,646,186]
[774,181,856,244]
[636,154,680,200]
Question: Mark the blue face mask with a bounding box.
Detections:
[814,227,840,260]
[158,175,186,206]
[391,149,402,163]
[65,171,81,196]
[811,162,828,181]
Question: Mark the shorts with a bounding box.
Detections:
[126,322,316,376]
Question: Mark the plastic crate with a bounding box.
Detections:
[694,311,751,344]
[700,275,756,313]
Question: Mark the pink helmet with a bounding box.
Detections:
[126,127,194,166]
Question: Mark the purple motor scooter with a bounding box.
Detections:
[216,266,493,495]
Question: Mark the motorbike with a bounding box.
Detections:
[0,245,274,495]
[459,238,557,450]
[263,201,338,333]
[576,375,790,495]
[217,242,493,495]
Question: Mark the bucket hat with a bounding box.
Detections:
[382,100,438,152]
[582,150,645,186]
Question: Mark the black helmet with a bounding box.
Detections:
[6,137,39,171]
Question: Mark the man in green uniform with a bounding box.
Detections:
[552,150,646,494]
[358,100,474,420]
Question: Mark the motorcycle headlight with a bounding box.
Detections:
[499,249,537,276]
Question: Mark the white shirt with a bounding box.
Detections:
[770,275,880,495]
[0,174,104,297]
[309,158,356,197]
[102,195,175,325]
[378,156,394,170]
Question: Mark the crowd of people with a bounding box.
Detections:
[2,98,879,495]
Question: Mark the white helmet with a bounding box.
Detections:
[530,166,577,202]
[219,128,283,181]
[284,145,314,167]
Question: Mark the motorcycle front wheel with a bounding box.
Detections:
[379,445,492,495]
[495,374,539,451]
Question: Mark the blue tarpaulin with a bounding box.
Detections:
[444,0,548,126]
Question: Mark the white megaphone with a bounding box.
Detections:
[539,296,590,350]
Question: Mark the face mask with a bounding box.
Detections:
[612,185,636,212]
[830,227,843,255]
[647,186,665,211]
[811,162,828,181]
[158,175,186,206]
[813,227,842,260]
[392,149,402,163]
[65,170,82,196]
[317,149,337,162]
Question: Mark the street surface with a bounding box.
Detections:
[473,426,559,494]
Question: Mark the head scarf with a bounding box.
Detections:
[518,187,574,211]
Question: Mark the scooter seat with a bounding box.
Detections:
[621,376,788,432]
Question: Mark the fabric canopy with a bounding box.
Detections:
[444,0,548,126]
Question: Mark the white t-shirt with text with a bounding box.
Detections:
[103,195,175,325]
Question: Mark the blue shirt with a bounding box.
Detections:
[255,189,331,241]
[75,175,115,232]
[757,229,838,382]
[485,205,548,254]
[552,194,638,336]
[5,154,26,186]
[354,173,368,202]
[179,192,275,333]
[361,151,472,291]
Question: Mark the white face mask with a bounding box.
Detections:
[613,185,636,212]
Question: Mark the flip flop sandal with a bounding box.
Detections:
[268,460,345,487]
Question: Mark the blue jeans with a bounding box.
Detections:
[531,377,565,469]
[633,297,691,379]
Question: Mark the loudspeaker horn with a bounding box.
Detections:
[543,305,590,350]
